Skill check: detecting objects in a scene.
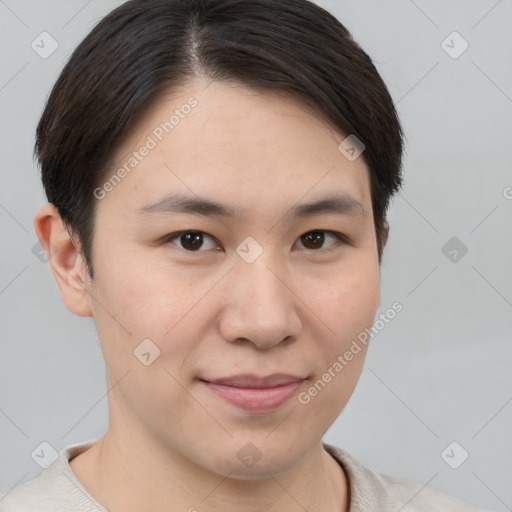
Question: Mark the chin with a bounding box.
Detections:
[199,437,305,480]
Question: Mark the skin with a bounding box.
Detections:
[34,78,388,512]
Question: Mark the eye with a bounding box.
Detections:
[163,231,220,252]
[295,230,347,252]
[162,229,347,254]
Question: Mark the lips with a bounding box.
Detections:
[204,373,305,388]
[200,373,306,413]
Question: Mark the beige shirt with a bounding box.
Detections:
[0,438,491,511]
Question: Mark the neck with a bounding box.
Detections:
[69,428,349,512]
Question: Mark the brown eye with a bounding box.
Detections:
[301,231,325,249]
[163,229,345,254]
[164,231,219,252]
[296,230,345,251]
[179,232,203,251]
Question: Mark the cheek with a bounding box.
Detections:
[295,264,379,429]
[88,259,202,417]
[310,259,380,344]
[93,249,197,328]
[89,249,223,380]
[87,253,171,360]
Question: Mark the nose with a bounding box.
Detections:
[217,256,302,350]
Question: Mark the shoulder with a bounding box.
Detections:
[377,472,487,512]
[0,469,67,512]
[322,442,491,512]
[0,439,105,512]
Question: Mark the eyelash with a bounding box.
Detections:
[161,230,348,254]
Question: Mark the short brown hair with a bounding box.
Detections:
[35,0,404,278]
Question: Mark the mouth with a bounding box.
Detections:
[199,373,306,413]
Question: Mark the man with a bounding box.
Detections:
[1,1,491,510]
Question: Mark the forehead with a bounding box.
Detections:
[100,79,372,218]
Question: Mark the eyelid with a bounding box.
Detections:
[162,229,348,253]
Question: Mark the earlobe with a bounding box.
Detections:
[33,203,93,317]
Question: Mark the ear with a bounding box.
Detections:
[33,203,93,317]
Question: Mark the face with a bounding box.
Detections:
[82,79,381,478]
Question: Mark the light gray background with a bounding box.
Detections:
[1,0,511,510]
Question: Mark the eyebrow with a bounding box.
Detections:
[137,192,365,220]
